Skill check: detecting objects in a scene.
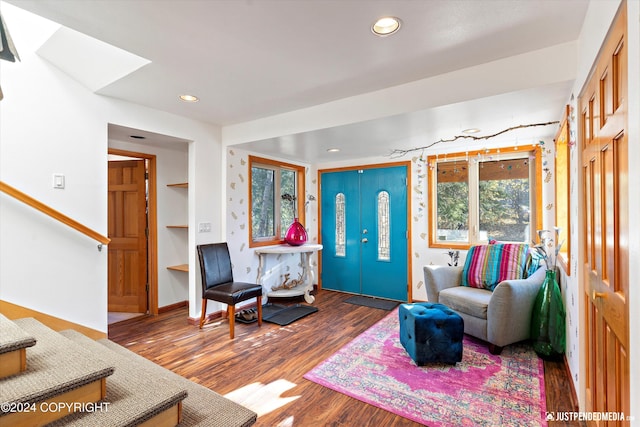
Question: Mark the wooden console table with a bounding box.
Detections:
[255,244,323,304]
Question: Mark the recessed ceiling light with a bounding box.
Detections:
[462,128,481,134]
[179,94,199,102]
[327,148,340,153]
[371,16,402,37]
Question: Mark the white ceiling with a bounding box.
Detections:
[5,0,590,163]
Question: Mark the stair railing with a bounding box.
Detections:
[0,181,110,250]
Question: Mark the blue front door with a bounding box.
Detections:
[321,165,408,301]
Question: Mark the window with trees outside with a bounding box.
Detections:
[249,156,305,247]
[428,147,542,249]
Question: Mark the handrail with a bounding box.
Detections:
[0,181,110,246]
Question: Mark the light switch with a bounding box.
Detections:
[53,174,65,189]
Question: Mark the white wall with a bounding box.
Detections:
[108,138,190,309]
[0,6,222,332]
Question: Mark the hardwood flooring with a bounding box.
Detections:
[108,290,582,427]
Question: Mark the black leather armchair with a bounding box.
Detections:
[197,243,263,338]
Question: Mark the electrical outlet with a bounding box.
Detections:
[198,222,212,233]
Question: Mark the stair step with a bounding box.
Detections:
[0,314,36,378]
[0,318,114,427]
[98,339,257,427]
[52,329,187,426]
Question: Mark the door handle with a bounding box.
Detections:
[362,238,368,243]
[592,290,607,300]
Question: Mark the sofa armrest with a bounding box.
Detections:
[487,267,546,347]
[423,265,463,303]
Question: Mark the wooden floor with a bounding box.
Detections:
[108,290,582,427]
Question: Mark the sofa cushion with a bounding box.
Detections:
[461,243,529,290]
[439,286,492,319]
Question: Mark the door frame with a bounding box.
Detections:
[318,160,412,301]
[108,148,158,316]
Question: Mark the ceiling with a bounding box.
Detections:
[5,0,590,163]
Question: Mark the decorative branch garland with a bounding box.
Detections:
[388,121,559,158]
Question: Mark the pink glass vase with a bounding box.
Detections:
[285,218,308,246]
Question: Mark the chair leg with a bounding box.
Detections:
[488,344,503,355]
[256,296,263,327]
[199,299,207,329]
[228,305,235,339]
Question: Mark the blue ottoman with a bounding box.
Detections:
[399,302,464,365]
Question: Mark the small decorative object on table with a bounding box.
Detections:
[530,228,566,359]
[285,218,308,246]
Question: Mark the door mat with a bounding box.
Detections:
[344,295,399,311]
[262,303,318,326]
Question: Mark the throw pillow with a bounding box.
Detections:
[461,243,529,291]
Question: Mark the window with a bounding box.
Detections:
[377,191,390,260]
[428,147,542,248]
[249,156,305,247]
[335,193,346,257]
[555,106,571,274]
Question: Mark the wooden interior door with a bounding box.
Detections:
[580,3,630,423]
[108,160,148,313]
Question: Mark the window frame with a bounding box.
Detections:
[555,105,571,275]
[248,155,306,248]
[427,146,543,249]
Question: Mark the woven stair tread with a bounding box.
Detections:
[48,330,187,426]
[98,338,257,427]
[0,313,36,354]
[0,318,114,408]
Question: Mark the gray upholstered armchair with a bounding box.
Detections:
[423,265,546,354]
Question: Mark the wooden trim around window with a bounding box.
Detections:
[428,145,543,249]
[248,155,306,248]
[555,105,571,275]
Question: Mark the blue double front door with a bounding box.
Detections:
[320,165,408,301]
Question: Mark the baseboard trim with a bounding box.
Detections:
[563,354,580,411]
[159,300,188,314]
[187,311,224,326]
[0,300,106,339]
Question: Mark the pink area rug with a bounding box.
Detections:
[304,308,547,426]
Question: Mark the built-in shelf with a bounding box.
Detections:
[166,182,188,273]
[167,264,188,272]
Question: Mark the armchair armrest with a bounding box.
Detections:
[487,267,546,347]
[423,265,463,303]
